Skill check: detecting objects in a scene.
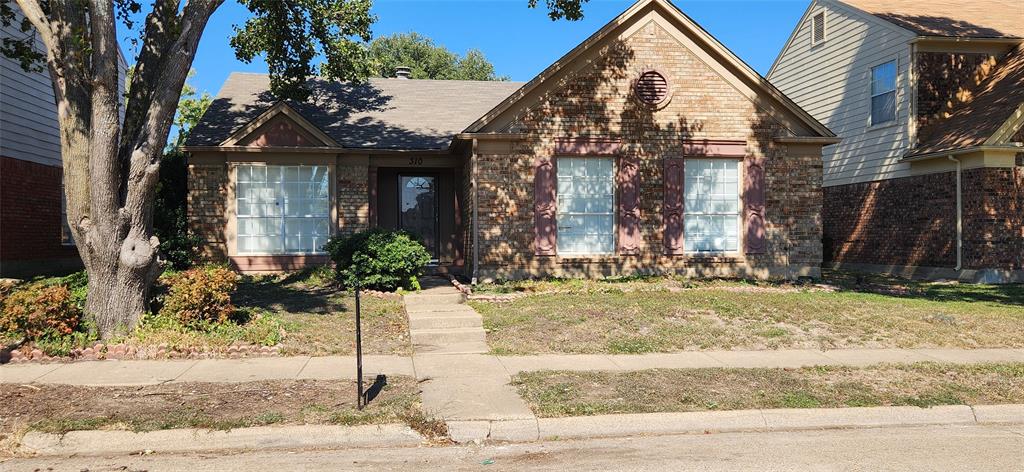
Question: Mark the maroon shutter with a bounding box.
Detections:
[618,156,641,255]
[663,158,685,255]
[534,156,557,256]
[744,156,767,254]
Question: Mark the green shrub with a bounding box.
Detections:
[158,266,237,327]
[324,228,431,291]
[155,150,201,270]
[0,283,82,340]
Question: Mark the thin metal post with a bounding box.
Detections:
[355,282,364,409]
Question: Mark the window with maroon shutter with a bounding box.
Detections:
[534,156,557,256]
[663,158,685,255]
[744,157,767,254]
[618,156,641,255]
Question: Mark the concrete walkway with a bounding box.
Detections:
[404,277,536,440]
[4,348,1022,386]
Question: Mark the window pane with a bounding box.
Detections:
[683,159,740,252]
[556,156,615,255]
[871,61,896,95]
[871,91,896,124]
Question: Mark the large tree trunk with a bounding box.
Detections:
[16,0,222,338]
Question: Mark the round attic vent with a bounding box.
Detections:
[634,70,670,106]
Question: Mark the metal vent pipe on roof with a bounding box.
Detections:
[395,66,412,79]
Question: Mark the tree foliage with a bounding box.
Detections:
[527,0,588,21]
[368,32,507,81]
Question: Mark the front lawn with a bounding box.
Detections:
[233,270,411,356]
[513,362,1024,417]
[470,272,1024,354]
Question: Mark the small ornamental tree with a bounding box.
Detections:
[0,0,587,338]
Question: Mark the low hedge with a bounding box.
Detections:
[324,228,431,291]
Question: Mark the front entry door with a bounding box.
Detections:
[399,175,439,260]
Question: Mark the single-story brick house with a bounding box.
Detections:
[183,0,839,281]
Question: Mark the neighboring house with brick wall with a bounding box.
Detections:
[769,0,1024,282]
[183,0,839,281]
[0,6,126,278]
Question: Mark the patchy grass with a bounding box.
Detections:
[472,271,1024,354]
[512,362,1024,417]
[233,269,410,356]
[0,377,439,437]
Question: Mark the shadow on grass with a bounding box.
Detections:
[823,270,1024,307]
[234,269,352,316]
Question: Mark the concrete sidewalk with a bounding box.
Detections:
[3,348,1023,386]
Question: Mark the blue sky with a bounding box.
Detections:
[118,0,809,97]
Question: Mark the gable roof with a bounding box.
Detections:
[909,44,1024,157]
[186,73,523,150]
[837,0,1024,38]
[464,0,835,138]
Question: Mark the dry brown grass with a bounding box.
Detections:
[472,272,1024,354]
[234,271,410,356]
[513,362,1024,417]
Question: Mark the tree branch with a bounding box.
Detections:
[88,0,124,236]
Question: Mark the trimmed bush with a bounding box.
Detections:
[324,228,431,291]
[0,284,82,340]
[158,266,238,327]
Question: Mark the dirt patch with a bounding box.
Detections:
[0,377,430,437]
[513,363,1024,417]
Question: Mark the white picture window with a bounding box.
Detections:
[557,157,615,255]
[236,165,330,254]
[870,60,897,125]
[684,159,740,253]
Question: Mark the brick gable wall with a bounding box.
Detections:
[473,22,823,280]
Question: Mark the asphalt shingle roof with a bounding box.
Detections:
[186,72,525,150]
[839,0,1024,38]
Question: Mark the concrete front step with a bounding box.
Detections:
[410,327,486,345]
[409,314,483,330]
[404,293,466,305]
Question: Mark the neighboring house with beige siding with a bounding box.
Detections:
[0,4,127,277]
[769,0,1024,282]
[183,0,838,281]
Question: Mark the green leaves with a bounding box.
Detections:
[527,0,589,21]
[231,0,376,101]
[367,32,507,81]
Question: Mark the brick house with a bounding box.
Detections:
[184,0,839,281]
[769,0,1024,283]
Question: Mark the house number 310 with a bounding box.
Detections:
[408,156,424,165]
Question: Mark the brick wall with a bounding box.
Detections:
[962,167,1024,270]
[822,173,957,268]
[915,52,996,142]
[187,164,228,262]
[823,167,1024,271]
[337,163,369,235]
[0,156,81,276]
[472,22,823,280]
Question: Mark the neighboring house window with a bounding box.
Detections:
[811,11,826,44]
[684,159,740,252]
[60,181,75,246]
[870,60,897,125]
[236,165,330,254]
[556,157,615,255]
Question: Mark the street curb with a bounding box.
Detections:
[18,423,423,457]
[445,404,1024,443]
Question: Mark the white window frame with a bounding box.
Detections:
[234,164,332,256]
[811,10,826,45]
[683,158,742,254]
[869,59,898,127]
[556,156,617,256]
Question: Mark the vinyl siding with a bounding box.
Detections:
[768,0,917,187]
[1,4,127,168]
